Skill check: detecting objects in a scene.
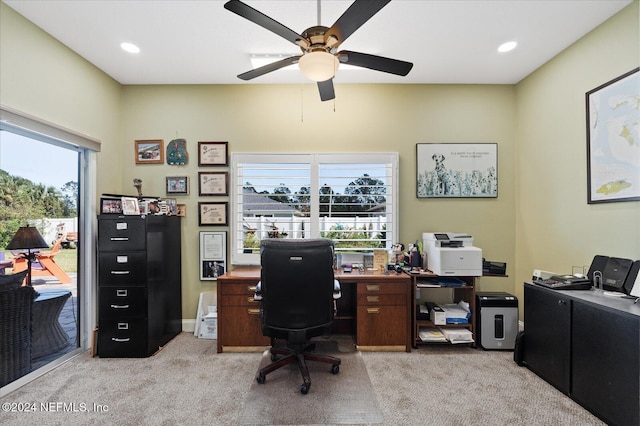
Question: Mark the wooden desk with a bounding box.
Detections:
[216,268,412,353]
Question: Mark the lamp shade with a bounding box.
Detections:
[6,225,49,250]
[298,51,339,82]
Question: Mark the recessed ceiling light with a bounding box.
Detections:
[121,42,140,54]
[498,41,518,53]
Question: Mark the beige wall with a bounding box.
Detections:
[1,0,637,322]
[122,84,516,318]
[514,1,640,305]
[0,2,123,197]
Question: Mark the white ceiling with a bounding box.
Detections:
[4,0,633,85]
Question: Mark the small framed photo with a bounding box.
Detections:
[121,197,140,215]
[164,198,177,215]
[199,172,229,196]
[198,202,228,226]
[135,139,164,164]
[198,141,228,166]
[176,204,187,217]
[100,198,122,214]
[166,176,189,195]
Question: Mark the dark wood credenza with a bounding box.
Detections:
[216,268,412,353]
[523,282,640,426]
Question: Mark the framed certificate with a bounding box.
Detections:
[198,141,228,166]
[198,202,228,226]
[199,231,226,280]
[199,172,228,196]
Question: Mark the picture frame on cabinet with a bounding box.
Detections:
[416,143,498,198]
[176,204,187,217]
[121,197,140,215]
[166,176,189,195]
[199,231,226,280]
[586,67,640,204]
[198,141,228,166]
[198,202,228,226]
[135,139,164,164]
[199,171,228,196]
[164,198,177,215]
[100,198,123,214]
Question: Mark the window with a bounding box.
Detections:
[231,153,398,265]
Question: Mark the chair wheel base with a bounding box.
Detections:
[256,375,265,384]
[331,364,339,374]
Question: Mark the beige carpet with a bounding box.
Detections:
[0,332,604,425]
[239,340,383,425]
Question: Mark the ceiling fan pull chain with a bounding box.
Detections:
[317,0,321,26]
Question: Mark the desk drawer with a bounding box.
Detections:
[219,282,260,296]
[99,252,147,285]
[357,293,406,306]
[98,319,147,357]
[357,305,407,346]
[218,306,270,347]
[357,282,406,295]
[99,287,147,319]
[219,294,261,307]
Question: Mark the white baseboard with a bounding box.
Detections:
[182,319,196,333]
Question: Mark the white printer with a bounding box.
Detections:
[423,232,483,276]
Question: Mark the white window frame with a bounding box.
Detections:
[231,152,398,265]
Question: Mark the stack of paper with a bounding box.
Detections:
[440,328,474,344]
[418,326,448,342]
[441,300,471,324]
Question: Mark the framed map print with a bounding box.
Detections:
[586,68,640,204]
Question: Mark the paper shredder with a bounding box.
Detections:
[476,292,518,350]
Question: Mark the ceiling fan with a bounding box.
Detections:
[224,0,413,101]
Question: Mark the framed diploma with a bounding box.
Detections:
[198,202,228,226]
[199,171,228,196]
[199,231,226,280]
[198,141,228,166]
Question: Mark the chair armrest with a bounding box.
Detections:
[333,279,341,300]
[254,281,262,301]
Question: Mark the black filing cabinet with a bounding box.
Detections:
[97,215,182,357]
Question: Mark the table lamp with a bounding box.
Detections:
[6,225,49,286]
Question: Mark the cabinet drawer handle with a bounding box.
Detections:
[367,308,380,314]
[116,289,128,297]
[111,338,131,343]
[248,286,257,292]
[248,308,261,315]
[110,304,130,309]
[367,296,380,302]
[117,323,129,330]
[110,237,129,241]
[366,285,380,292]
[248,297,260,303]
[111,271,130,275]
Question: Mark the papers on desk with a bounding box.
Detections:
[418,326,474,344]
[418,327,447,342]
[417,277,465,287]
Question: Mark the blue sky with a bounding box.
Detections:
[0,131,78,190]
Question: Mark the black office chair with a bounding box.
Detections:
[254,238,341,394]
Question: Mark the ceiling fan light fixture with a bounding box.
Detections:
[298,51,339,82]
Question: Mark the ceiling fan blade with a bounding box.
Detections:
[237,56,301,80]
[338,50,413,76]
[317,79,335,102]
[325,0,391,48]
[224,0,307,48]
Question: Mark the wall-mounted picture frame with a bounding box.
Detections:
[198,171,229,196]
[176,204,186,217]
[121,196,140,215]
[416,143,498,198]
[198,141,228,166]
[198,202,228,226]
[100,198,123,214]
[199,231,226,280]
[586,67,639,204]
[166,176,189,195]
[135,139,164,164]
